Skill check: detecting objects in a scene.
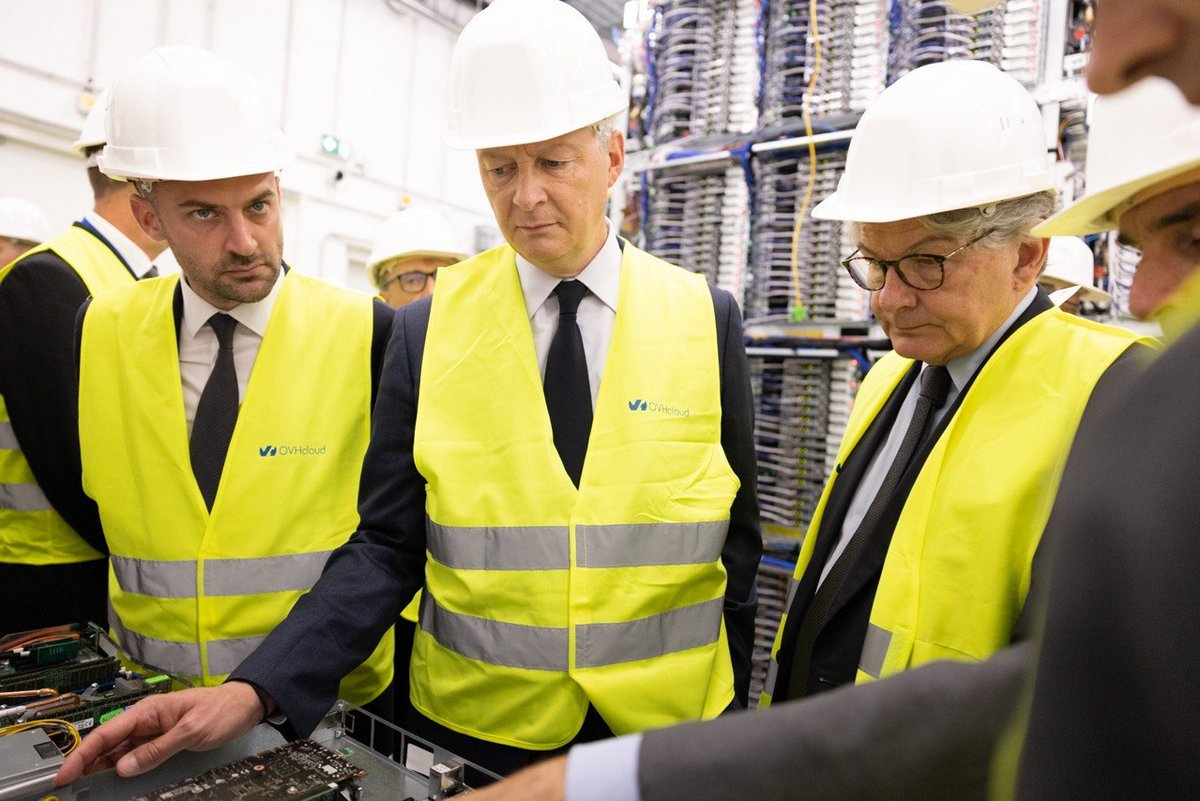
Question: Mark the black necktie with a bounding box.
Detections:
[190,313,240,511]
[143,265,160,279]
[787,364,953,693]
[543,280,592,487]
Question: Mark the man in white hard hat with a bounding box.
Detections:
[1038,236,1111,314]
[59,0,760,782]
[66,45,396,725]
[0,197,49,266]
[453,63,1160,801]
[461,19,1200,801]
[0,93,171,635]
[367,207,468,309]
[750,58,1149,710]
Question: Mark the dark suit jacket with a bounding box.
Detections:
[231,277,763,739]
[772,293,1150,700]
[1016,318,1200,799]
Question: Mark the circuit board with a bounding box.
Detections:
[0,625,119,694]
[17,674,173,733]
[126,738,368,801]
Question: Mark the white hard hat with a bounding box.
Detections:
[1035,77,1200,237]
[0,198,51,244]
[945,0,998,13]
[445,0,627,150]
[1042,236,1111,304]
[813,60,1054,223]
[71,89,110,166]
[99,45,293,182]
[367,208,468,275]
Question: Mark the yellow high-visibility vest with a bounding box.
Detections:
[412,243,739,749]
[0,225,134,566]
[761,308,1155,705]
[78,271,393,703]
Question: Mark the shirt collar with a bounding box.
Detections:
[514,223,621,318]
[83,211,156,279]
[180,267,285,339]
[944,284,1039,391]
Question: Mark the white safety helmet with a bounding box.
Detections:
[367,208,468,278]
[71,89,109,166]
[1035,77,1200,237]
[813,60,1054,223]
[445,0,627,150]
[0,198,51,245]
[1042,236,1111,305]
[99,45,293,183]
[945,0,999,13]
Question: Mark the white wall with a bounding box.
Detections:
[0,0,498,288]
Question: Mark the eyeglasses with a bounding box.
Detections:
[841,228,996,292]
[382,269,438,293]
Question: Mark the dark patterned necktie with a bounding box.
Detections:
[787,364,953,693]
[190,313,240,511]
[543,280,592,487]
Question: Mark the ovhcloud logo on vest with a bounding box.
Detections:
[259,445,278,457]
[627,399,648,411]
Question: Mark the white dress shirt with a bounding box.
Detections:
[178,269,284,436]
[819,285,1039,585]
[83,211,158,279]
[515,224,622,407]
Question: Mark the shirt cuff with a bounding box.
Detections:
[565,733,643,801]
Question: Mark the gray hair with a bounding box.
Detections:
[590,113,621,150]
[848,190,1059,249]
[922,190,1059,248]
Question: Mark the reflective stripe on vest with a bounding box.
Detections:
[0,421,18,449]
[426,520,729,570]
[111,551,333,598]
[412,242,739,749]
[760,308,1155,706]
[0,482,53,512]
[80,272,393,702]
[110,607,263,677]
[422,588,725,672]
[0,224,134,564]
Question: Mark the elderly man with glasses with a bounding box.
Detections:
[754,59,1156,713]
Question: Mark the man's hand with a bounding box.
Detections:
[469,755,568,801]
[54,681,265,786]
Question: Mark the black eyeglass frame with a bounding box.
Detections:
[841,227,996,292]
[381,269,438,293]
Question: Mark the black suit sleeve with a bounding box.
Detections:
[229,298,430,738]
[640,642,1030,801]
[0,254,105,554]
[369,298,395,408]
[710,286,762,707]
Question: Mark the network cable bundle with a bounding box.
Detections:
[747,145,870,323]
[640,164,749,301]
[759,0,890,128]
[749,352,859,535]
[643,0,759,145]
[887,0,1047,86]
[0,624,173,736]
